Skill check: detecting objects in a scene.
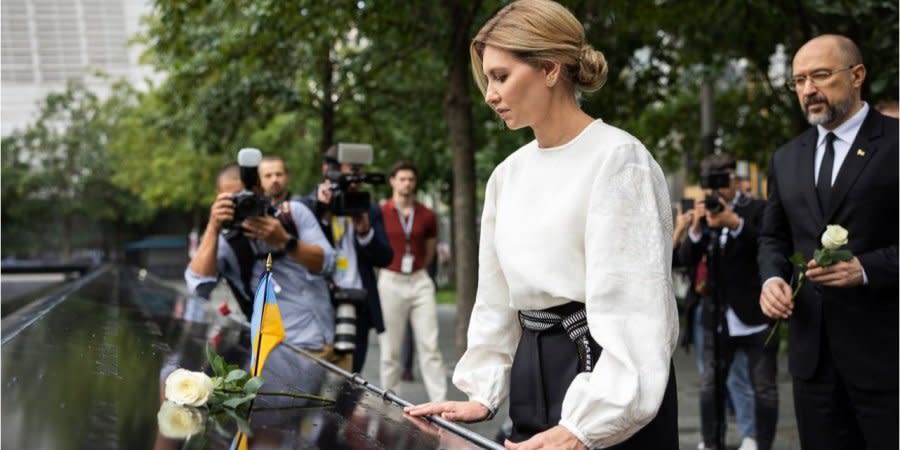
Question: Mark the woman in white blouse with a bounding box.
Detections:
[405,1,679,448]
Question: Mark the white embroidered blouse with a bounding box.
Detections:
[452,119,678,448]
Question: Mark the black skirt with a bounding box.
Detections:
[508,305,679,448]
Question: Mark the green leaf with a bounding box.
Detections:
[206,344,227,377]
[830,250,854,262]
[223,394,256,409]
[243,377,264,394]
[227,409,254,437]
[225,369,248,383]
[207,391,228,407]
[815,249,833,267]
[789,252,807,270]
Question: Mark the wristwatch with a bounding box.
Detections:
[283,237,298,253]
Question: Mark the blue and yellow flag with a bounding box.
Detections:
[232,255,286,450]
[249,254,286,377]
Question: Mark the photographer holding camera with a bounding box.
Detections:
[679,153,778,450]
[300,143,393,373]
[185,150,346,368]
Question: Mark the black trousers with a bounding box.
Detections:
[793,331,898,450]
[699,326,779,450]
[508,323,678,448]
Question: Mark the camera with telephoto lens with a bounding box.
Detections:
[223,148,272,230]
[700,171,731,214]
[331,287,367,354]
[325,143,386,216]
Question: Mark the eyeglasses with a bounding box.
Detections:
[786,65,856,91]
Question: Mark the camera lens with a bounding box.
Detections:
[704,193,724,213]
[333,303,356,353]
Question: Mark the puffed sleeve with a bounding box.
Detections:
[451,170,521,413]
[559,144,678,448]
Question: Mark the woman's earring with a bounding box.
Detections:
[546,76,555,87]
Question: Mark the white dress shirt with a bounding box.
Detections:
[452,120,678,448]
[814,102,869,186]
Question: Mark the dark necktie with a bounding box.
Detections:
[817,132,836,212]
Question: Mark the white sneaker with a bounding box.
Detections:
[738,437,758,450]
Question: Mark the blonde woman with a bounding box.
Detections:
[406,1,679,448]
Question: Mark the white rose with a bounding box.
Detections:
[164,368,214,407]
[157,401,204,439]
[821,224,849,250]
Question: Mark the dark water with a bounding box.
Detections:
[1,266,491,450]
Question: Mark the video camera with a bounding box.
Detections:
[224,148,272,230]
[700,171,731,214]
[325,143,386,216]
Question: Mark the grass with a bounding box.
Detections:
[435,288,456,304]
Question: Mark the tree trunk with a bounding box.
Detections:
[318,43,336,153]
[444,0,481,358]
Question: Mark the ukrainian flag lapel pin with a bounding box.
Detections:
[856,148,866,157]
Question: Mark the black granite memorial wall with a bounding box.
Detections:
[1,265,499,450]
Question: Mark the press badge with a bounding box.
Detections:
[401,253,415,274]
[336,255,349,272]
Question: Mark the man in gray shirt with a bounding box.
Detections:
[185,163,347,368]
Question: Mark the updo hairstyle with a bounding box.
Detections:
[470,0,608,95]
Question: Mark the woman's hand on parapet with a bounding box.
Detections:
[403,400,491,423]
[504,425,587,450]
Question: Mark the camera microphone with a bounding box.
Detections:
[237,147,262,190]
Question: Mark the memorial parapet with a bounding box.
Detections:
[1,265,501,449]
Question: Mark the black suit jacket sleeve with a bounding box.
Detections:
[858,245,898,290]
[677,228,706,271]
[355,204,393,269]
[758,156,795,283]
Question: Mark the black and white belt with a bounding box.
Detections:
[518,305,595,373]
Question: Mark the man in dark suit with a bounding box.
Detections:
[680,153,777,450]
[758,34,898,450]
[301,146,393,373]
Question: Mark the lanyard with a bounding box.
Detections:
[394,203,415,253]
[331,216,348,248]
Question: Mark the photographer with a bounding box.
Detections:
[300,144,393,373]
[259,155,300,205]
[185,159,345,368]
[679,153,778,450]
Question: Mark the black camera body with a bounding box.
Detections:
[228,191,269,228]
[223,148,272,230]
[325,143,385,216]
[701,171,731,214]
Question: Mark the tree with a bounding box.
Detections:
[1,81,149,260]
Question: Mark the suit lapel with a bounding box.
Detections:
[824,110,883,222]
[796,128,824,223]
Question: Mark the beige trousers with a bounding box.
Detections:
[309,344,353,371]
[377,269,447,401]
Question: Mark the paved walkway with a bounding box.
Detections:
[360,304,802,450]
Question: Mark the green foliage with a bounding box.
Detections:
[3,0,896,260]
[205,343,262,413]
[1,80,151,259]
[570,0,897,175]
[813,248,853,267]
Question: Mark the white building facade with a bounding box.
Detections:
[1,0,153,135]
